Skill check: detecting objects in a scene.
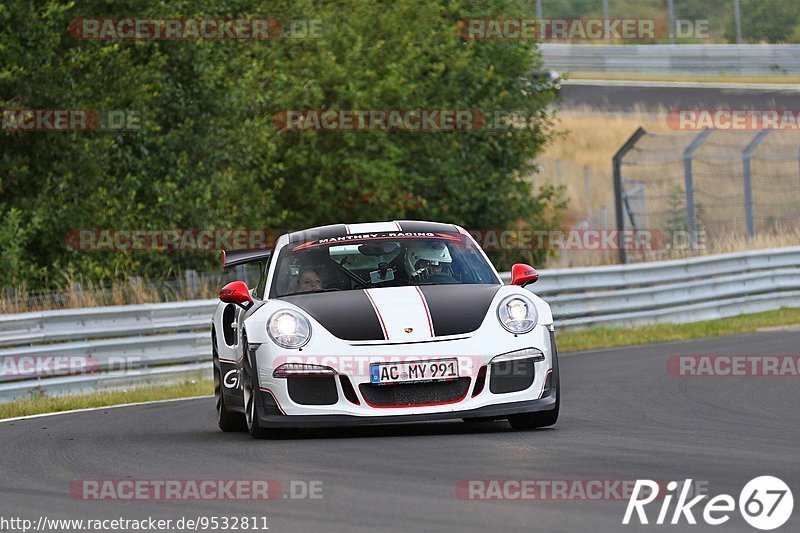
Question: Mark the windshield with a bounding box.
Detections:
[270,233,499,297]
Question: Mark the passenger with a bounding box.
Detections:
[297,269,324,292]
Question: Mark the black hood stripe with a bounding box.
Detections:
[279,284,501,341]
[278,290,386,341]
[420,285,501,337]
[363,289,390,340]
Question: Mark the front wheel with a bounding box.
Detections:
[241,333,270,439]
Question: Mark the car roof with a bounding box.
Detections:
[285,220,461,244]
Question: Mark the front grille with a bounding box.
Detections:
[287,376,338,405]
[359,378,471,407]
[489,358,535,394]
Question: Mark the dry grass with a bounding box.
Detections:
[0,277,222,314]
[535,106,800,267]
[535,105,672,234]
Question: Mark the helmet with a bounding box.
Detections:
[405,241,452,278]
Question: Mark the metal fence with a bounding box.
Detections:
[613,128,800,263]
[541,44,800,74]
[2,246,799,401]
[531,0,790,46]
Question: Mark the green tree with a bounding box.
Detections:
[1,0,562,290]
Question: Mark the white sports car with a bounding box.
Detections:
[212,220,559,438]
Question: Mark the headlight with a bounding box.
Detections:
[267,309,311,349]
[497,295,538,334]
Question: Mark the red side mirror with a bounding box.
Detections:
[219,281,253,309]
[510,263,538,287]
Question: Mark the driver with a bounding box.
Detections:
[404,241,453,281]
[296,269,324,292]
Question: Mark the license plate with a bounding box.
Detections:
[370,359,459,385]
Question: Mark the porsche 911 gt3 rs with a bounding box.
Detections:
[211,220,559,438]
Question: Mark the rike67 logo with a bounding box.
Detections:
[624,476,793,530]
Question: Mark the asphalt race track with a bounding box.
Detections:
[1,330,798,532]
[559,81,800,111]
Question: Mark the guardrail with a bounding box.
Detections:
[2,247,799,400]
[540,44,800,75]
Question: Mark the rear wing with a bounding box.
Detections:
[221,248,272,271]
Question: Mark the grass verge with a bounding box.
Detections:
[0,380,212,421]
[557,307,800,353]
[3,307,800,420]
[565,71,800,85]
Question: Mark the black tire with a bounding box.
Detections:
[213,330,246,432]
[508,372,560,430]
[241,332,270,439]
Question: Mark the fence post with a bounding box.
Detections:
[742,130,770,239]
[555,159,562,187]
[683,129,712,249]
[612,127,647,264]
[5,286,18,309]
[734,0,743,44]
[536,0,542,19]
[583,166,592,225]
[667,0,676,44]
[184,270,198,299]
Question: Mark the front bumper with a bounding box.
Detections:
[254,395,556,428]
[250,326,559,428]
